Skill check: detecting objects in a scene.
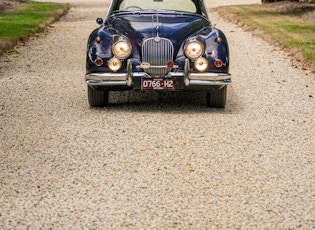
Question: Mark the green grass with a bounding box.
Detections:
[217,4,315,65]
[0,1,69,53]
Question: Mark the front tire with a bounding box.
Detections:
[87,86,109,107]
[206,86,227,108]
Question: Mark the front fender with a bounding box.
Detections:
[86,27,114,73]
[204,28,229,72]
[175,28,229,73]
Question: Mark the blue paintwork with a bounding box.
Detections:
[86,0,229,75]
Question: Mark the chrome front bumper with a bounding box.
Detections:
[85,59,231,87]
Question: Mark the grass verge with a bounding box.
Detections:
[0,1,70,54]
[214,4,315,70]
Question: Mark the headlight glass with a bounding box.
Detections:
[112,40,132,59]
[184,40,204,59]
[108,57,122,72]
[194,57,208,72]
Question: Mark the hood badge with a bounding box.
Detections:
[153,14,161,42]
[154,36,161,42]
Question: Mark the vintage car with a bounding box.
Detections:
[85,0,231,107]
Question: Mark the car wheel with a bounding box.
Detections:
[206,86,227,108]
[87,86,109,107]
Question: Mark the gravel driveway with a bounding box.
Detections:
[0,0,314,228]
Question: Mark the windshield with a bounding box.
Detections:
[118,0,197,13]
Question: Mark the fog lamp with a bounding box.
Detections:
[194,57,208,72]
[108,57,122,72]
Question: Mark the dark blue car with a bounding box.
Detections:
[85,0,231,107]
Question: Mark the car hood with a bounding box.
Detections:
[106,12,209,46]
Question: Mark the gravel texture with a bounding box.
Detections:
[0,0,314,228]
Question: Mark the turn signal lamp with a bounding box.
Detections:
[95,58,103,66]
[194,57,208,72]
[108,57,122,72]
[215,59,223,68]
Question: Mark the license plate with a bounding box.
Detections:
[141,78,175,90]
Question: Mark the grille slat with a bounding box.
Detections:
[142,37,174,77]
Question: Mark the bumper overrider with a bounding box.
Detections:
[85,59,231,90]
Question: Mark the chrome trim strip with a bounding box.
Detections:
[86,80,127,86]
[127,59,133,86]
[168,72,185,77]
[136,65,179,69]
[184,59,190,86]
[168,72,231,81]
[189,73,231,81]
[85,73,127,81]
[133,72,151,78]
[189,80,232,86]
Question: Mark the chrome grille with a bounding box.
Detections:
[142,37,174,77]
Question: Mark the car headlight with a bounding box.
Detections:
[184,40,204,59]
[112,39,132,59]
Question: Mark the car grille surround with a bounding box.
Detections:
[141,37,174,78]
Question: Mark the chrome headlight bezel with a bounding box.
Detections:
[112,37,132,59]
[184,39,204,59]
